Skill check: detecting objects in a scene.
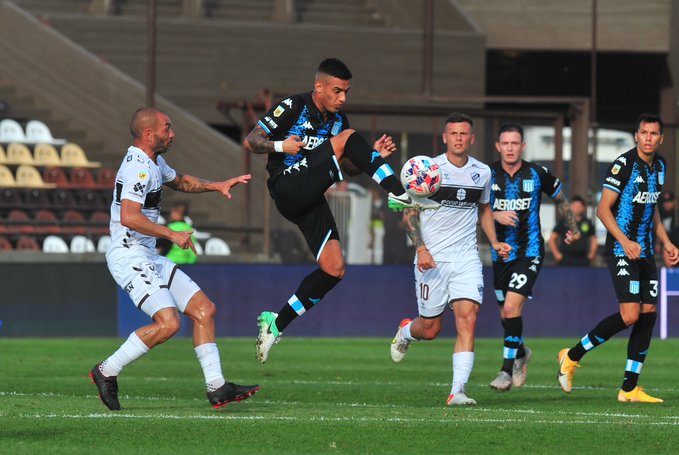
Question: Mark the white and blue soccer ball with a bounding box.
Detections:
[400,155,441,198]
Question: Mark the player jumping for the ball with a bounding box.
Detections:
[244,57,439,363]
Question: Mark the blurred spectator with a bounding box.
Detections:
[165,202,198,264]
[659,191,675,232]
[548,195,598,266]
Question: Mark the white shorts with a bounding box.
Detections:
[107,246,201,318]
[414,259,484,318]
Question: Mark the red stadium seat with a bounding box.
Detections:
[16,235,40,251]
[70,167,96,189]
[43,166,70,188]
[96,167,117,190]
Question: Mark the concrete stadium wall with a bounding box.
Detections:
[2,263,678,338]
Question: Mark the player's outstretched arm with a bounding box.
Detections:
[166,173,251,198]
[553,192,581,245]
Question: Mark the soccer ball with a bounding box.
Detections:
[400,155,441,197]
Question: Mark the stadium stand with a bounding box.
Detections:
[25,120,66,145]
[7,209,33,235]
[204,237,231,256]
[33,209,61,235]
[95,167,116,189]
[70,167,96,189]
[70,235,95,253]
[51,189,78,211]
[0,235,12,250]
[0,165,18,187]
[60,143,101,168]
[15,165,56,189]
[42,167,70,188]
[16,235,40,251]
[42,235,69,253]
[0,145,7,164]
[96,235,111,253]
[0,188,23,211]
[33,143,63,166]
[75,189,106,211]
[6,143,34,165]
[0,118,26,143]
[23,189,51,211]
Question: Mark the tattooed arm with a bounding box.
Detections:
[403,208,435,271]
[243,124,305,155]
[553,192,581,244]
[166,173,251,198]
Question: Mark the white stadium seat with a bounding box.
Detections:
[43,235,69,253]
[70,235,95,253]
[25,120,66,145]
[0,119,26,142]
[204,237,231,256]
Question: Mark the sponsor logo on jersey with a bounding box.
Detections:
[273,105,285,117]
[138,172,148,181]
[632,191,660,204]
[493,197,532,211]
[303,135,326,149]
[282,98,293,108]
[605,176,621,186]
[491,183,501,192]
[616,259,629,267]
[471,172,480,184]
[611,164,621,175]
[629,280,640,294]
[301,120,313,130]
[659,171,665,185]
[617,269,630,276]
[617,156,627,165]
[331,120,342,136]
[522,179,534,192]
[456,188,466,200]
[634,175,645,183]
[264,116,278,129]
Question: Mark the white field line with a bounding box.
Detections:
[6,412,679,426]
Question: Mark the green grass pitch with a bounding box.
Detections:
[2,337,679,454]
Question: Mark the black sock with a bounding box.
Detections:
[501,316,523,374]
[343,132,404,195]
[622,312,657,392]
[273,269,342,332]
[569,312,628,361]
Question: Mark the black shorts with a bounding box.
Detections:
[269,141,343,259]
[492,257,543,304]
[606,256,658,304]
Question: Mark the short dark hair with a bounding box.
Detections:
[497,123,524,142]
[636,113,663,134]
[444,112,473,128]
[317,58,352,80]
[571,195,586,204]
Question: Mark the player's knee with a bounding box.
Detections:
[330,129,355,157]
[193,300,217,322]
[621,313,639,326]
[156,317,181,340]
[420,327,440,340]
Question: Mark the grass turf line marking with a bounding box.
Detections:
[12,413,679,426]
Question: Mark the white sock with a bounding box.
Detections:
[401,322,418,342]
[195,343,225,392]
[450,351,475,395]
[100,332,149,377]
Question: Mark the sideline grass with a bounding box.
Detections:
[1,337,679,454]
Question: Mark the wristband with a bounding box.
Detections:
[274,141,285,153]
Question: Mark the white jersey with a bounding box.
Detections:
[108,146,177,253]
[419,154,491,262]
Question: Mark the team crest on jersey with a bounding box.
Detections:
[282,98,293,108]
[659,171,665,185]
[611,164,621,175]
[522,179,534,192]
[471,172,480,184]
[273,105,285,117]
[331,120,342,136]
